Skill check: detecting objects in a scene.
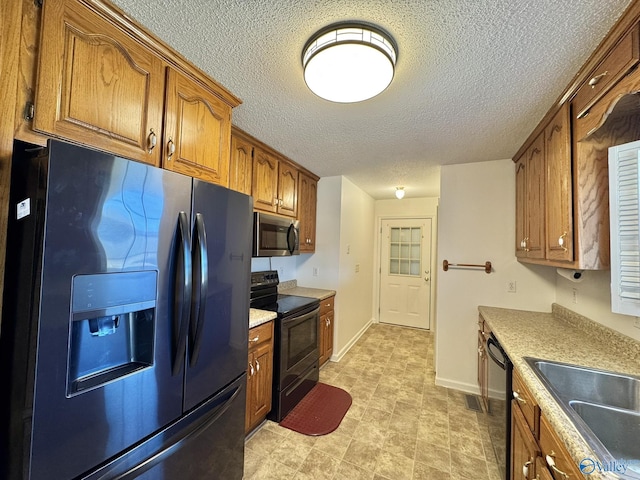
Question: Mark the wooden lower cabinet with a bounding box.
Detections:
[477,315,490,412]
[246,321,274,434]
[511,400,540,480]
[318,295,335,366]
[511,368,584,480]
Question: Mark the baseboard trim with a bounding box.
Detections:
[330,317,374,362]
[434,376,506,399]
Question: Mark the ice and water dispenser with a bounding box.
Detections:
[67,271,157,396]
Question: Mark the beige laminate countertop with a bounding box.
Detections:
[249,308,276,329]
[479,304,640,479]
[279,285,336,301]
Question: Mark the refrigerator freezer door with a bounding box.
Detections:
[82,373,246,480]
[10,141,193,480]
[184,180,252,411]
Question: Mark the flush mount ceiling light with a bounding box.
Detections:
[302,22,397,103]
[395,187,405,199]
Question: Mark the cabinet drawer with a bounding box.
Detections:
[539,414,582,479]
[573,23,640,119]
[320,295,334,315]
[248,321,273,347]
[512,368,539,436]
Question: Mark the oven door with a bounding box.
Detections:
[279,306,319,390]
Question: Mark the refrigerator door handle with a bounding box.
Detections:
[109,384,243,480]
[172,211,192,376]
[189,213,208,367]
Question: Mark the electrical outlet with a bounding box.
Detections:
[634,317,640,329]
[355,263,360,273]
[507,280,516,293]
[572,288,578,304]
[312,267,319,277]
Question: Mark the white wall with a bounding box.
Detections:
[556,270,640,341]
[435,159,556,394]
[297,176,376,359]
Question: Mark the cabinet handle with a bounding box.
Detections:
[588,71,608,88]
[558,232,568,251]
[522,460,532,478]
[167,138,176,158]
[249,336,260,343]
[255,359,260,372]
[478,347,484,357]
[249,361,254,376]
[273,196,278,206]
[147,129,157,153]
[513,391,527,404]
[546,453,569,478]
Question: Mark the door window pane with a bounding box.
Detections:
[388,226,422,277]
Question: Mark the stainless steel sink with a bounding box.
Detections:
[531,359,640,411]
[525,357,640,478]
[569,401,640,462]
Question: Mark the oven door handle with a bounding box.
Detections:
[281,306,320,325]
[486,336,506,370]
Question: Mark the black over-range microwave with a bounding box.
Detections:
[252,212,300,257]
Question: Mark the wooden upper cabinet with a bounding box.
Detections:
[252,148,279,213]
[278,161,298,217]
[163,68,231,186]
[516,132,545,260]
[298,172,318,252]
[544,103,573,262]
[229,133,253,195]
[34,0,165,166]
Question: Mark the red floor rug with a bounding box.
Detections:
[279,383,352,436]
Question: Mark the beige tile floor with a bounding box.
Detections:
[244,323,502,480]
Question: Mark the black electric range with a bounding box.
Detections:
[250,271,320,421]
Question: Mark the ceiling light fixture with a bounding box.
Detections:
[302,22,397,103]
[395,187,405,199]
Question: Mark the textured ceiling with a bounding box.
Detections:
[112,0,632,199]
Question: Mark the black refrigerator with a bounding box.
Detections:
[0,140,251,479]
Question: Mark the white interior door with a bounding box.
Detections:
[379,219,432,329]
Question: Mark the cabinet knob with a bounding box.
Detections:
[167,138,176,158]
[147,129,157,153]
[513,391,527,404]
[588,71,608,88]
[558,232,568,251]
[546,453,569,478]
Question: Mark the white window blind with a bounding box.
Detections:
[609,140,640,315]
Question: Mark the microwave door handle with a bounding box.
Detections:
[189,213,208,368]
[287,223,297,254]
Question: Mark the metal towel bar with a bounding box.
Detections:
[442,260,492,274]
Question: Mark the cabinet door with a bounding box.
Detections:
[35,0,164,165]
[163,68,231,185]
[318,312,329,365]
[229,134,253,195]
[545,103,573,262]
[525,134,546,259]
[278,161,298,217]
[299,173,318,252]
[515,159,528,258]
[252,148,279,212]
[511,400,539,480]
[245,352,255,433]
[325,311,334,361]
[251,341,273,424]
